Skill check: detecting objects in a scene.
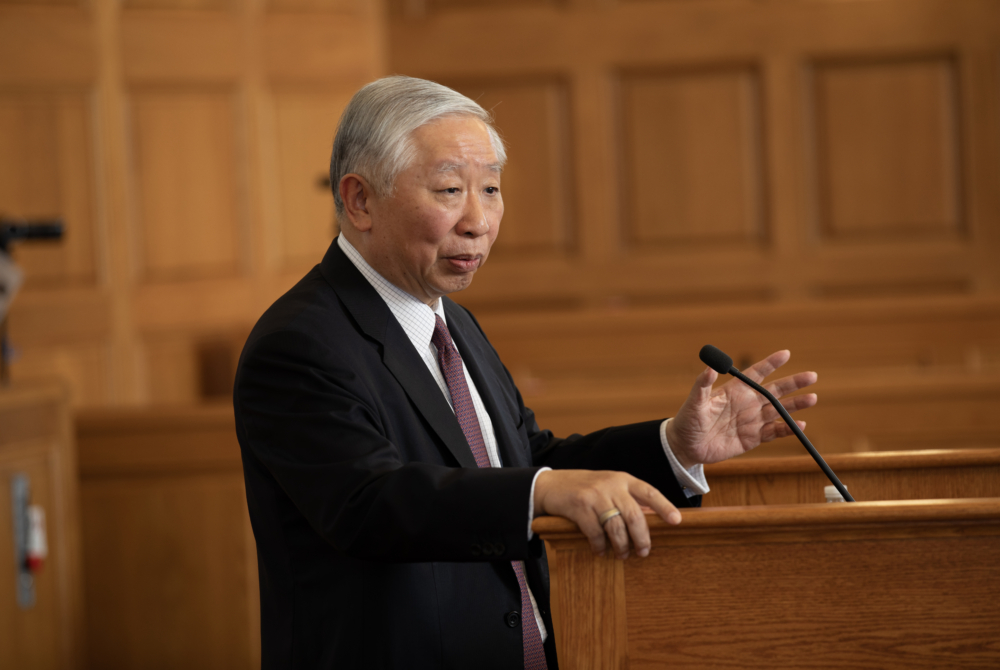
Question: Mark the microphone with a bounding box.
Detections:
[699,344,855,502]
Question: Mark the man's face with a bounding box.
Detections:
[365,115,503,305]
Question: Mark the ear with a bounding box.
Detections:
[339,174,375,233]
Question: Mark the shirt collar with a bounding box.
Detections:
[337,235,447,352]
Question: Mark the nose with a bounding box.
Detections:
[458,192,491,237]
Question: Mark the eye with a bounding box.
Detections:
[484,186,499,195]
[443,187,461,194]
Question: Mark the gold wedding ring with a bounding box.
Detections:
[598,508,622,525]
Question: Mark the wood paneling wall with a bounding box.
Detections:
[390,0,1000,311]
[385,0,1000,445]
[1,0,998,408]
[75,405,256,668]
[0,0,386,406]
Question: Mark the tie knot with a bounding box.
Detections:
[431,314,454,355]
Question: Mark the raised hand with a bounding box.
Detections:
[665,350,818,469]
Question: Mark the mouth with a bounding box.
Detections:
[443,254,483,273]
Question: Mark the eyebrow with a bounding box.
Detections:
[437,162,503,173]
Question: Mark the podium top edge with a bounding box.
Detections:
[704,448,1000,475]
[531,497,1000,538]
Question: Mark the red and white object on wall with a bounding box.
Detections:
[26,505,47,572]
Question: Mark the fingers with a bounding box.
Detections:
[602,479,681,560]
[761,418,806,442]
[740,350,791,384]
[764,371,818,399]
[533,470,679,560]
[575,512,610,556]
[595,490,651,560]
[759,392,818,423]
[602,512,632,559]
[629,478,681,527]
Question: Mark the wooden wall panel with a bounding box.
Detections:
[121,16,242,82]
[81,473,254,669]
[814,56,962,239]
[1,0,384,404]
[621,67,765,247]
[263,14,385,82]
[389,0,556,16]
[272,89,348,270]
[447,79,574,257]
[0,15,93,85]
[124,0,227,11]
[138,329,243,404]
[12,345,111,407]
[0,0,995,438]
[267,0,354,13]
[130,88,244,282]
[0,0,76,6]
[424,0,556,15]
[76,406,259,668]
[142,334,200,404]
[0,91,96,287]
[390,1,1000,310]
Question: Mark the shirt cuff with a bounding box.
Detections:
[660,418,709,498]
[527,467,553,540]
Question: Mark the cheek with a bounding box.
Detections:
[488,205,503,243]
[491,200,503,229]
[419,210,456,242]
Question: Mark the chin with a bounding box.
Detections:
[433,276,476,298]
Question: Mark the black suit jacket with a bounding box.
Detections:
[234,241,701,669]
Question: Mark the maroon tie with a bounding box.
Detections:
[431,315,549,670]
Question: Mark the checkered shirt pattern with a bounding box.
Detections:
[432,315,549,670]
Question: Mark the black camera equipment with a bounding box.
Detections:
[0,217,65,384]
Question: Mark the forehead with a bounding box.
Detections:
[408,116,500,170]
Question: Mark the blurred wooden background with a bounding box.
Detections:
[2,0,998,412]
[2,0,1000,667]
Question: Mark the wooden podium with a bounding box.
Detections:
[533,499,1000,669]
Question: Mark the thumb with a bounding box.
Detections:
[692,367,717,400]
[681,367,717,410]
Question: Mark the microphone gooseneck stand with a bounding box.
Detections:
[699,344,855,503]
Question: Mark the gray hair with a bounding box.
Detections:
[329,75,506,217]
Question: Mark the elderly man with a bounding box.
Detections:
[234,76,817,669]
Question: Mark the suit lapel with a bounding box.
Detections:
[444,299,530,469]
[319,242,477,469]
